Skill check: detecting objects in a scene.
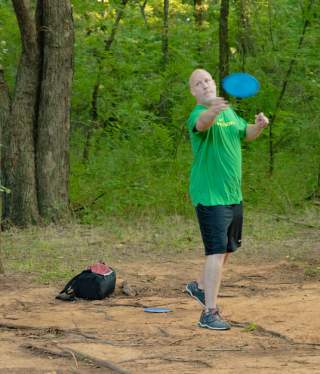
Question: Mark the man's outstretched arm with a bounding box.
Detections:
[245,112,269,141]
[196,97,228,132]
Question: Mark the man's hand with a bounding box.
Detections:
[255,112,269,129]
[195,97,228,132]
[245,112,269,141]
[209,97,229,117]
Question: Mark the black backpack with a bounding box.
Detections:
[56,268,116,301]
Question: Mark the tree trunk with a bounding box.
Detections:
[0,67,10,272]
[4,0,40,226]
[162,0,169,69]
[0,66,11,175]
[237,0,254,70]
[268,0,314,175]
[36,0,74,222]
[159,0,169,123]
[219,0,229,97]
[267,0,276,50]
[139,0,148,28]
[2,0,74,226]
[83,0,128,162]
[194,0,203,27]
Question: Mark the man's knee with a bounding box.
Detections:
[206,253,225,265]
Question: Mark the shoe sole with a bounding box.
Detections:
[185,285,206,308]
[198,321,230,330]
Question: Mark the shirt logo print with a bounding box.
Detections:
[216,119,236,127]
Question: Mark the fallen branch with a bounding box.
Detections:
[230,320,320,348]
[0,322,69,335]
[119,355,212,368]
[23,343,131,374]
[0,322,115,345]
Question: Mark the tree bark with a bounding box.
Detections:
[4,0,40,226]
[219,0,229,97]
[2,0,74,226]
[0,67,10,272]
[36,0,74,222]
[0,66,11,171]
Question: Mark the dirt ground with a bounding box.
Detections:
[1,257,320,374]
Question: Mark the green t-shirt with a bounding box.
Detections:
[187,105,248,206]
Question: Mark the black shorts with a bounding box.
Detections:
[195,202,243,256]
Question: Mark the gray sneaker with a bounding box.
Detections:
[198,309,231,330]
[186,281,205,307]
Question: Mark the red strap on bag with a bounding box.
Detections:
[88,262,112,276]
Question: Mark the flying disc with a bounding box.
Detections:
[143,307,172,313]
[222,72,260,98]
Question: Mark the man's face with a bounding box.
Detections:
[190,70,217,106]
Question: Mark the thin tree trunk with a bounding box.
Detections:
[0,67,10,271]
[237,0,254,70]
[159,0,169,123]
[267,0,276,50]
[36,0,74,222]
[268,0,314,175]
[194,0,203,27]
[83,0,128,162]
[4,0,40,226]
[219,0,229,97]
[162,0,169,69]
[139,0,148,28]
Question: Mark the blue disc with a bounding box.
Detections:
[143,307,172,313]
[222,72,260,98]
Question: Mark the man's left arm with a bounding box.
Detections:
[245,112,269,142]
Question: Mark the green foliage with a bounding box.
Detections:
[2,0,320,222]
[243,322,257,332]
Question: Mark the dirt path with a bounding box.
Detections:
[0,258,319,373]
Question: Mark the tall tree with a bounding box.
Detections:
[0,66,10,272]
[219,0,229,97]
[36,0,74,221]
[3,0,40,225]
[2,0,74,226]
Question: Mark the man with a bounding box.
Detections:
[185,69,269,330]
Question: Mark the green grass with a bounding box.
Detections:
[1,209,319,285]
[243,322,258,332]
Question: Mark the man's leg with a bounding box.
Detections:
[197,252,229,291]
[198,252,231,330]
[203,253,225,310]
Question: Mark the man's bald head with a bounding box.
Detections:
[189,69,213,89]
[189,69,217,105]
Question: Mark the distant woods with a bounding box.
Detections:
[0,0,319,225]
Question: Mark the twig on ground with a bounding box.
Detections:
[66,349,79,368]
[119,355,212,368]
[230,320,320,348]
[23,343,131,374]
